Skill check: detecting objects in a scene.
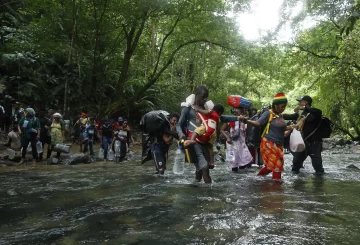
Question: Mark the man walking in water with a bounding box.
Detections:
[177,85,240,183]
[291,95,325,175]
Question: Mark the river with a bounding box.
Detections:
[0,150,359,244]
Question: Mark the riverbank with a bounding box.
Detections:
[1,132,359,169]
[0,130,145,167]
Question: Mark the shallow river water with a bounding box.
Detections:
[0,150,359,245]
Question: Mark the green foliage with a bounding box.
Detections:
[0,0,359,139]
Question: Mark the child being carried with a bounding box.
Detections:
[187,104,225,169]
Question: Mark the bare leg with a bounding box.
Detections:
[201,167,212,184]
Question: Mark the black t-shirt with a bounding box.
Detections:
[101,124,113,138]
[40,117,51,132]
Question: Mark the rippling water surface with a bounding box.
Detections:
[0,151,359,245]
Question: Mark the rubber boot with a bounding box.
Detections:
[257,166,271,176]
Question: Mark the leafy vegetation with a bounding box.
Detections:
[1,0,359,139]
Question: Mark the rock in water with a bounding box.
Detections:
[7,148,15,159]
[346,164,359,170]
[352,145,360,154]
[7,189,19,196]
[63,153,91,165]
[47,157,60,165]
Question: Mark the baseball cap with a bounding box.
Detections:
[296,95,312,104]
[118,117,124,122]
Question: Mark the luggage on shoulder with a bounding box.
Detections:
[227,95,252,109]
[140,110,170,134]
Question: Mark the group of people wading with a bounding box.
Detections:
[143,85,325,183]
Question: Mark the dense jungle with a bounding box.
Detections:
[1,0,360,138]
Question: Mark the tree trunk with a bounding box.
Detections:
[64,0,80,117]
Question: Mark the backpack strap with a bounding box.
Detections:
[261,110,281,138]
[303,117,322,141]
[197,112,208,131]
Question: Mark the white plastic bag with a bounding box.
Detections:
[98,148,104,159]
[8,131,18,140]
[26,143,32,153]
[107,149,114,161]
[289,129,305,152]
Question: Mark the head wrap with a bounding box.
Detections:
[53,113,62,118]
[25,108,35,116]
[272,93,288,105]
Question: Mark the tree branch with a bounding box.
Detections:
[132,39,230,100]
[329,18,340,29]
[100,29,126,62]
[131,12,148,51]
[122,24,129,37]
[332,121,356,140]
[296,45,339,59]
[151,16,182,77]
[296,45,360,71]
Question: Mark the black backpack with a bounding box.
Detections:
[303,116,334,141]
[246,106,269,148]
[318,116,334,138]
[140,110,170,135]
[140,110,170,162]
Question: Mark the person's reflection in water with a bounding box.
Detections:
[311,176,325,194]
[258,182,285,214]
[292,179,307,192]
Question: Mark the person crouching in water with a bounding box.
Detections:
[47,113,65,159]
[187,104,224,169]
[240,93,293,181]
[151,113,180,174]
[18,108,41,165]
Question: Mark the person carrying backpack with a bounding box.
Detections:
[176,86,241,183]
[286,95,325,175]
[18,108,41,165]
[240,93,293,181]
[151,113,179,174]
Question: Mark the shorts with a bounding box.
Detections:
[184,142,210,172]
